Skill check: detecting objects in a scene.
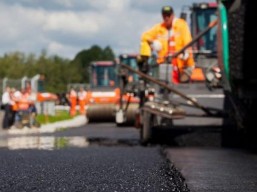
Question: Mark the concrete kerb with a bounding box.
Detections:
[39,115,88,133]
[1,115,88,135]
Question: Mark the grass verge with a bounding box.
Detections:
[36,110,78,125]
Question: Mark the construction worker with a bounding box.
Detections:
[77,87,87,115]
[13,88,32,128]
[10,88,19,126]
[1,86,13,129]
[26,88,38,128]
[68,87,77,117]
[140,5,195,83]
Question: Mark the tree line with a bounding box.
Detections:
[0,45,115,93]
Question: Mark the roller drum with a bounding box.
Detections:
[87,104,116,122]
[125,103,139,124]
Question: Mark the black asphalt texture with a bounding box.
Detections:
[0,146,189,192]
[1,84,257,191]
[165,147,257,192]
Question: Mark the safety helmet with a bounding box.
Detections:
[161,6,174,15]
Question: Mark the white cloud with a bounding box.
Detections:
[55,0,73,8]
[87,0,130,11]
[43,12,102,35]
[47,41,78,59]
[0,0,215,59]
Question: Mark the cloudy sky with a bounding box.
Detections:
[0,0,215,60]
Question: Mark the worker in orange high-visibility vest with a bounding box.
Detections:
[16,88,31,111]
[68,87,77,117]
[140,5,195,83]
[12,88,32,127]
[77,86,87,115]
[9,88,19,126]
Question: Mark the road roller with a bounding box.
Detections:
[86,59,139,124]
[86,61,119,122]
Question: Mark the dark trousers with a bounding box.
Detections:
[2,104,11,129]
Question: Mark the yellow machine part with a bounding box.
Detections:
[87,104,116,122]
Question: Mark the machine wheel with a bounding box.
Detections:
[140,111,158,145]
[222,93,257,150]
[241,99,257,151]
[222,1,257,150]
[140,111,151,145]
[87,104,115,122]
[221,94,241,148]
[160,117,173,128]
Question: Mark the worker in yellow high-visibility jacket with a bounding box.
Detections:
[140,6,195,83]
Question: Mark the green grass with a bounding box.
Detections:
[36,110,79,125]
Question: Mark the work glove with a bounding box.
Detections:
[178,51,189,60]
[151,40,162,52]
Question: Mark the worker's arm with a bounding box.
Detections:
[181,19,192,46]
[180,19,195,68]
[140,24,160,57]
[141,24,159,44]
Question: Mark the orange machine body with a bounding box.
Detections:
[86,61,121,122]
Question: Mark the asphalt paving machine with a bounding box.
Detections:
[180,2,222,88]
[118,0,257,150]
[217,0,257,149]
[117,1,221,143]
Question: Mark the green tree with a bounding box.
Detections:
[71,45,115,83]
[103,46,115,60]
[0,45,116,93]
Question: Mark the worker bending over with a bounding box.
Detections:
[140,6,195,83]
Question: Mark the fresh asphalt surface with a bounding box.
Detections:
[0,84,257,191]
[0,121,189,192]
[165,147,257,192]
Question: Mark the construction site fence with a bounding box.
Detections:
[35,101,56,116]
[67,83,90,91]
[0,74,41,95]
